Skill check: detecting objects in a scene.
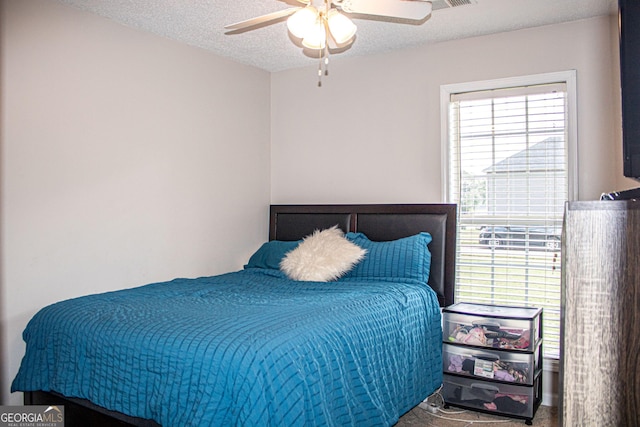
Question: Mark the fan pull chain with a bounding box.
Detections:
[317,50,323,87]
[324,45,329,76]
[317,46,330,87]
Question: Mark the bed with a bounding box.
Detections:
[13,203,457,426]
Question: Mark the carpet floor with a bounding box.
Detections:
[395,404,558,427]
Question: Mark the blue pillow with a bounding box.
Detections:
[244,240,301,270]
[342,232,432,283]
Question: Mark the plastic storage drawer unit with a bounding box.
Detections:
[442,373,542,421]
[443,342,541,385]
[443,303,542,352]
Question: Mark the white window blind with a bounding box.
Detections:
[446,80,571,359]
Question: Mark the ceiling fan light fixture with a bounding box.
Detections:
[287,5,318,39]
[227,0,438,86]
[326,9,357,45]
[301,18,327,49]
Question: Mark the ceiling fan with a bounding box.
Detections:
[225,0,433,86]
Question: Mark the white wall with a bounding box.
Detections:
[1,0,271,404]
[271,16,626,204]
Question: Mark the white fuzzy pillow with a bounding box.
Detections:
[280,226,367,282]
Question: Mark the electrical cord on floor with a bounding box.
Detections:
[423,410,511,426]
[419,386,511,425]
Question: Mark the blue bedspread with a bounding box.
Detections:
[12,269,442,426]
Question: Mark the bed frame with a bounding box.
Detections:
[25,203,457,426]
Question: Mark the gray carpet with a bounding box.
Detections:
[395,404,558,426]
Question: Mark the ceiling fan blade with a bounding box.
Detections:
[337,0,432,21]
[225,7,301,31]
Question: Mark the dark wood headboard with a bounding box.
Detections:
[269,204,457,307]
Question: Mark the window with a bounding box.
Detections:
[441,72,577,359]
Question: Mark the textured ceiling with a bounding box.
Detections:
[58,0,617,72]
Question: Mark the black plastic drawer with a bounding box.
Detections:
[443,342,541,385]
[442,373,542,421]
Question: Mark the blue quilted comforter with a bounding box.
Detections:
[12,269,442,426]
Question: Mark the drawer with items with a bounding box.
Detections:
[443,342,541,386]
[443,302,542,352]
[441,302,543,425]
[441,372,542,421]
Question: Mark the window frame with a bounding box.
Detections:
[440,71,578,203]
[439,71,578,361]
